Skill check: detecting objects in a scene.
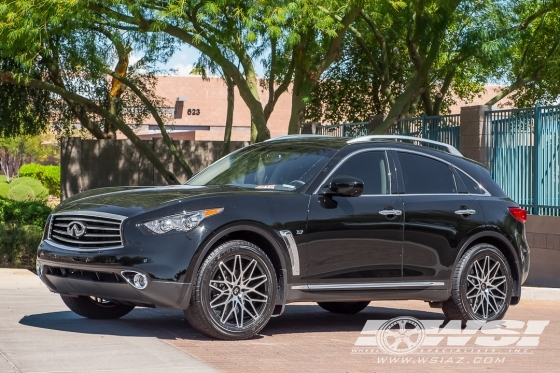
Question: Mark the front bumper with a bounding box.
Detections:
[38,259,192,309]
[35,225,210,309]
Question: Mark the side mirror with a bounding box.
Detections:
[328,176,364,197]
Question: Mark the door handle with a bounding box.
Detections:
[455,209,476,216]
[379,209,402,216]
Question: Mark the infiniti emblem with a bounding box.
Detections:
[67,221,87,238]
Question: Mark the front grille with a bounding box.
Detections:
[49,213,124,249]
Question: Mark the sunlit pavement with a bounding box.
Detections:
[2,269,559,373]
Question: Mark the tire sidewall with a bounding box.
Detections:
[458,245,512,321]
[197,241,277,339]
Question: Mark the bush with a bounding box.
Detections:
[42,165,61,197]
[10,177,49,202]
[17,164,60,197]
[0,183,10,198]
[0,175,7,183]
[0,197,52,228]
[0,197,51,270]
[7,184,35,202]
[19,163,44,180]
[0,224,43,269]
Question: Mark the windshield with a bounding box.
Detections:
[186,141,337,191]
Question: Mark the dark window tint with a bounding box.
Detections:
[398,152,457,194]
[332,151,389,195]
[457,170,485,194]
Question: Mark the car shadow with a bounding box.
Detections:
[19,303,446,341]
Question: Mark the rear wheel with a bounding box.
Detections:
[317,301,370,314]
[61,295,135,319]
[443,243,512,322]
[185,240,277,340]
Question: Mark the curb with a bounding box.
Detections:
[522,286,560,301]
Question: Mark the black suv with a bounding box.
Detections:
[37,135,529,340]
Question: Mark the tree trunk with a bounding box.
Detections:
[288,69,313,135]
[222,75,235,157]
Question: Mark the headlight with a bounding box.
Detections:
[141,208,223,234]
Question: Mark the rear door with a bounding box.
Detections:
[395,150,486,285]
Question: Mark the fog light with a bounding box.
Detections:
[133,273,148,289]
[36,260,43,277]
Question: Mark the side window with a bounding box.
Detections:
[331,151,390,195]
[398,152,457,194]
[457,169,486,195]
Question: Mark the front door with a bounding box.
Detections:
[305,150,404,289]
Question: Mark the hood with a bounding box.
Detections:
[56,185,285,212]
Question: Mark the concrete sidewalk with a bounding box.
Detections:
[0,269,217,373]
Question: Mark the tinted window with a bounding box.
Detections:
[331,151,390,195]
[398,152,457,194]
[187,141,337,191]
[457,170,486,194]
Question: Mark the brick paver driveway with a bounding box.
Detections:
[3,269,559,373]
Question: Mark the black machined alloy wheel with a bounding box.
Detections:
[185,240,277,340]
[60,295,135,319]
[443,243,512,322]
[317,301,370,314]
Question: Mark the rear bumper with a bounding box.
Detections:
[38,260,191,309]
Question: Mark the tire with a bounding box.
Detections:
[317,301,370,314]
[443,243,513,322]
[185,240,277,340]
[61,295,135,319]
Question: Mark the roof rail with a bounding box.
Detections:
[264,135,334,142]
[347,135,463,157]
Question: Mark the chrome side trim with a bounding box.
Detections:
[292,281,445,290]
[279,230,301,276]
[347,135,463,157]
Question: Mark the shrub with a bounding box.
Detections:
[0,183,10,198]
[7,184,35,202]
[0,224,43,269]
[0,175,7,183]
[17,164,61,197]
[0,197,51,270]
[19,163,45,180]
[10,177,48,202]
[42,165,61,197]
[0,197,52,227]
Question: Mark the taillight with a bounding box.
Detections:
[508,207,527,223]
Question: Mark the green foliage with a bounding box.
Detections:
[0,183,9,198]
[18,163,60,197]
[18,163,44,179]
[42,166,61,197]
[0,197,52,228]
[0,197,51,269]
[0,224,43,269]
[7,184,34,202]
[0,175,6,183]
[10,177,48,202]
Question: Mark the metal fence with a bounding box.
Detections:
[315,114,461,150]
[315,122,369,137]
[390,114,461,149]
[485,104,560,216]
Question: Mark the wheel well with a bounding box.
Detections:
[467,236,520,297]
[208,230,284,283]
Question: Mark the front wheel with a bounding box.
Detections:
[317,301,370,314]
[185,240,277,340]
[61,295,135,319]
[443,243,512,322]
